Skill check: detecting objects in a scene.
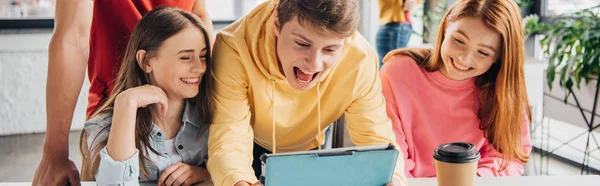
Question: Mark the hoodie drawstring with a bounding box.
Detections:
[317,82,322,150]
[271,79,277,154]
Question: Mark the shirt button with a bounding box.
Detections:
[157,132,162,137]
[178,145,184,150]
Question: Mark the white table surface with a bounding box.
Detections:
[0,181,214,186]
[408,175,600,186]
[2,176,599,186]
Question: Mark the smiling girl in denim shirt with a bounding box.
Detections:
[80,6,213,186]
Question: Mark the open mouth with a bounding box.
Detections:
[293,67,320,85]
[451,57,473,72]
[180,77,200,85]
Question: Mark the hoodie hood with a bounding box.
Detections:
[243,1,285,82]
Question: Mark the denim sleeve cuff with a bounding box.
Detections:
[95,147,140,185]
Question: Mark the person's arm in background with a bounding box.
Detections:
[344,50,407,186]
[380,60,415,178]
[191,0,214,44]
[33,0,93,185]
[207,34,257,186]
[477,112,532,176]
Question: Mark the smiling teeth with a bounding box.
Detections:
[300,68,317,75]
[181,78,199,83]
[453,59,470,71]
[298,78,311,83]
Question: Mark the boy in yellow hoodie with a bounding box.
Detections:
[208,0,406,185]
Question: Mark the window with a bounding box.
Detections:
[206,0,268,21]
[0,0,270,28]
[0,0,55,19]
[545,0,599,16]
[206,0,235,21]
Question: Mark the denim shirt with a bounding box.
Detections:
[84,100,209,185]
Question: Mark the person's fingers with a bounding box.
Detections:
[55,173,69,186]
[52,160,80,186]
[153,86,169,116]
[182,176,194,186]
[154,97,168,116]
[251,181,264,186]
[151,85,168,99]
[34,157,81,186]
[173,173,191,186]
[199,168,211,182]
[67,163,82,186]
[158,162,183,185]
[32,161,51,186]
[166,164,190,186]
[161,99,168,116]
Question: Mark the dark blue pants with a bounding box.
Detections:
[376,22,413,69]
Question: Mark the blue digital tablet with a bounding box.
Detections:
[259,143,399,186]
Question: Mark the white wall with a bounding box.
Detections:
[358,0,424,47]
[0,30,89,136]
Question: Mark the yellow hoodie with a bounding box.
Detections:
[379,0,407,24]
[378,0,422,24]
[207,1,406,186]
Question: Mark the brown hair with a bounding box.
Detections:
[79,6,214,180]
[384,0,531,171]
[276,0,359,37]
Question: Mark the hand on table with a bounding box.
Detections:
[33,155,81,186]
[235,178,405,186]
[158,162,210,186]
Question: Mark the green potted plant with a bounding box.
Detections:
[523,7,600,173]
[417,0,447,43]
[522,14,541,38]
[525,6,600,101]
[516,0,534,16]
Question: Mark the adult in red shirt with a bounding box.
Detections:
[33,1,213,185]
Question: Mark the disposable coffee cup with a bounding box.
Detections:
[433,142,481,186]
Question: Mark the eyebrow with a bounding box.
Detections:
[292,32,312,43]
[456,29,498,53]
[292,32,342,48]
[456,30,470,40]
[177,49,195,54]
